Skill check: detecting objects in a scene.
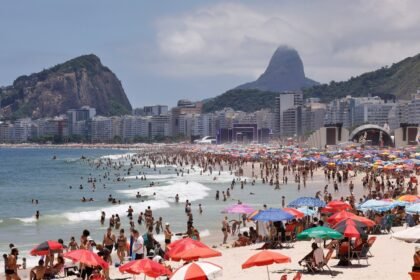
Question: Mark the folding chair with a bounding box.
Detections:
[351,244,369,265]
[293,272,302,280]
[366,236,376,257]
[317,248,334,275]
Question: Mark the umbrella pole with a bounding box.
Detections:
[266,266,270,280]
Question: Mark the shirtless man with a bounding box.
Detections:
[163,223,173,250]
[103,228,116,254]
[30,260,46,280]
[5,248,20,280]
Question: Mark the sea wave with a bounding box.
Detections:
[124,174,175,180]
[9,200,171,224]
[99,153,136,160]
[117,181,210,203]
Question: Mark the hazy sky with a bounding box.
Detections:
[1,0,420,108]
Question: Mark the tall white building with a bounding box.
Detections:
[274,93,303,137]
[90,116,113,143]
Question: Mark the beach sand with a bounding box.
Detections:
[7,226,415,280]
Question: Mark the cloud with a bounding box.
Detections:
[154,0,420,83]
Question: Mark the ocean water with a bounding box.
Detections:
[0,147,336,268]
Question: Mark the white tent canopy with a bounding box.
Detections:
[392,225,420,242]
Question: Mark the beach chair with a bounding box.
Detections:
[284,231,295,248]
[293,272,302,280]
[409,272,420,280]
[351,244,369,265]
[366,236,376,257]
[317,248,334,275]
[302,248,333,275]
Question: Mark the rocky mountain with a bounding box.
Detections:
[304,53,420,101]
[0,54,132,119]
[235,46,318,92]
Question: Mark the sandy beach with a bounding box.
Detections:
[7,226,415,279]
[1,145,418,280]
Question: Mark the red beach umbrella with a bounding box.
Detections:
[119,258,170,278]
[242,250,291,280]
[63,249,109,269]
[327,210,375,227]
[326,200,352,210]
[283,208,305,219]
[30,240,63,256]
[170,261,222,280]
[166,238,221,261]
[333,219,367,239]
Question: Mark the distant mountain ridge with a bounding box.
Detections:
[204,48,420,113]
[303,53,420,101]
[0,54,132,119]
[236,46,319,92]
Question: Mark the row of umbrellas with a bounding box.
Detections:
[29,238,291,280]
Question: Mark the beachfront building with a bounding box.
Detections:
[133,105,168,116]
[388,92,420,130]
[0,118,33,143]
[67,106,96,138]
[149,115,171,139]
[170,99,203,137]
[274,92,304,138]
[324,95,396,130]
[90,116,113,143]
[302,102,327,137]
[31,117,68,141]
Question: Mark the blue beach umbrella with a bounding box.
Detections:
[287,197,326,208]
[297,206,316,216]
[252,208,294,222]
[406,203,420,214]
[357,199,392,210]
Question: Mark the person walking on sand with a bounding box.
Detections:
[164,223,173,250]
[117,229,128,264]
[5,248,20,280]
[222,216,229,244]
[155,217,164,235]
[102,228,116,255]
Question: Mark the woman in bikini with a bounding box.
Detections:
[117,229,128,264]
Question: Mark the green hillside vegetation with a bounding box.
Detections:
[202,89,279,113]
[303,53,420,101]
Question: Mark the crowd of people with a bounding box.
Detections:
[2,144,420,279]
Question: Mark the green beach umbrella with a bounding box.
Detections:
[297,226,343,240]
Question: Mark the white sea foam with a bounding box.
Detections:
[100,153,136,160]
[155,164,177,168]
[63,200,170,222]
[124,174,174,180]
[118,181,210,203]
[12,200,171,224]
[13,216,37,223]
